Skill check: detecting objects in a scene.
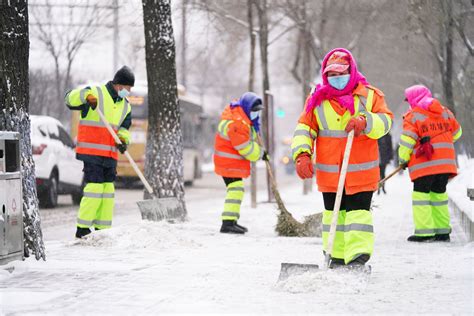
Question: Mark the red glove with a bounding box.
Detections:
[415,136,434,160]
[295,153,313,179]
[345,116,366,136]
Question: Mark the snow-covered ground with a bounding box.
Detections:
[1,167,473,315]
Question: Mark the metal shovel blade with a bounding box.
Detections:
[137,197,186,222]
[278,263,320,281]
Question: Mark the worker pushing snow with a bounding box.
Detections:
[213,92,269,234]
[65,66,134,239]
[399,84,462,242]
[291,48,393,268]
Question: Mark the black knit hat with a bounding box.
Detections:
[112,66,135,86]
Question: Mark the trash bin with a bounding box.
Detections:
[0,131,23,265]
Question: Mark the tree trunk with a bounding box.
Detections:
[142,0,186,213]
[443,0,455,113]
[0,2,45,260]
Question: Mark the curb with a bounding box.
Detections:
[449,198,474,241]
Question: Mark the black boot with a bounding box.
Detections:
[347,254,370,266]
[220,220,245,234]
[434,234,450,242]
[407,235,435,242]
[329,258,345,269]
[75,227,91,239]
[234,221,248,233]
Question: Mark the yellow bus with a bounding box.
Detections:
[71,84,203,186]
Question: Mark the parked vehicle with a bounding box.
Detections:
[31,115,84,208]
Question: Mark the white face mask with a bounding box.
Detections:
[250,110,261,120]
[118,88,130,98]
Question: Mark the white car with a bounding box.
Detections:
[31,115,84,208]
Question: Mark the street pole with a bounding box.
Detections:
[113,0,119,71]
[264,90,275,202]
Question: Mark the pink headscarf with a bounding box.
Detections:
[405,85,434,110]
[306,48,369,115]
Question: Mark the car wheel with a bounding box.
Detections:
[44,173,58,208]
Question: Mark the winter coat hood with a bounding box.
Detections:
[306,47,369,115]
[229,92,262,132]
[405,85,434,111]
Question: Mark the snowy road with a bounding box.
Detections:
[1,166,473,315]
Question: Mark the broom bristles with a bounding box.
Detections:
[275,209,323,237]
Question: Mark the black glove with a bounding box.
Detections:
[262,150,270,161]
[116,142,127,154]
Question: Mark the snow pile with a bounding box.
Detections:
[277,269,370,294]
[69,221,202,250]
[447,156,473,218]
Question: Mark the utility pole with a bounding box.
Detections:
[113,0,119,70]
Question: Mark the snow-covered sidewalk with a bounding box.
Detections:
[1,169,473,315]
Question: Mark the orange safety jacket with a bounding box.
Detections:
[402,100,461,181]
[214,105,262,178]
[69,85,131,160]
[292,84,393,194]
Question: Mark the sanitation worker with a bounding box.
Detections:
[65,66,134,238]
[214,92,268,234]
[399,84,462,242]
[291,48,393,268]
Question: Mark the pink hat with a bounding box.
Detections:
[323,51,350,74]
[405,85,434,110]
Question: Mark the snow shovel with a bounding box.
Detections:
[95,107,185,222]
[278,131,355,281]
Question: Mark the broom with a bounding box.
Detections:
[256,135,322,237]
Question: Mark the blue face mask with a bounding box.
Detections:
[328,74,350,90]
[250,110,261,120]
[118,88,130,98]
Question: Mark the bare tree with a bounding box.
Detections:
[29,0,105,121]
[0,2,45,260]
[142,0,186,211]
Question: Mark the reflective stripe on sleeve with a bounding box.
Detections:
[234,139,251,150]
[291,144,312,157]
[402,130,419,140]
[79,88,88,104]
[400,139,415,149]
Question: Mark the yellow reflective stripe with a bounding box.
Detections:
[218,120,231,140]
[366,89,374,112]
[452,126,462,142]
